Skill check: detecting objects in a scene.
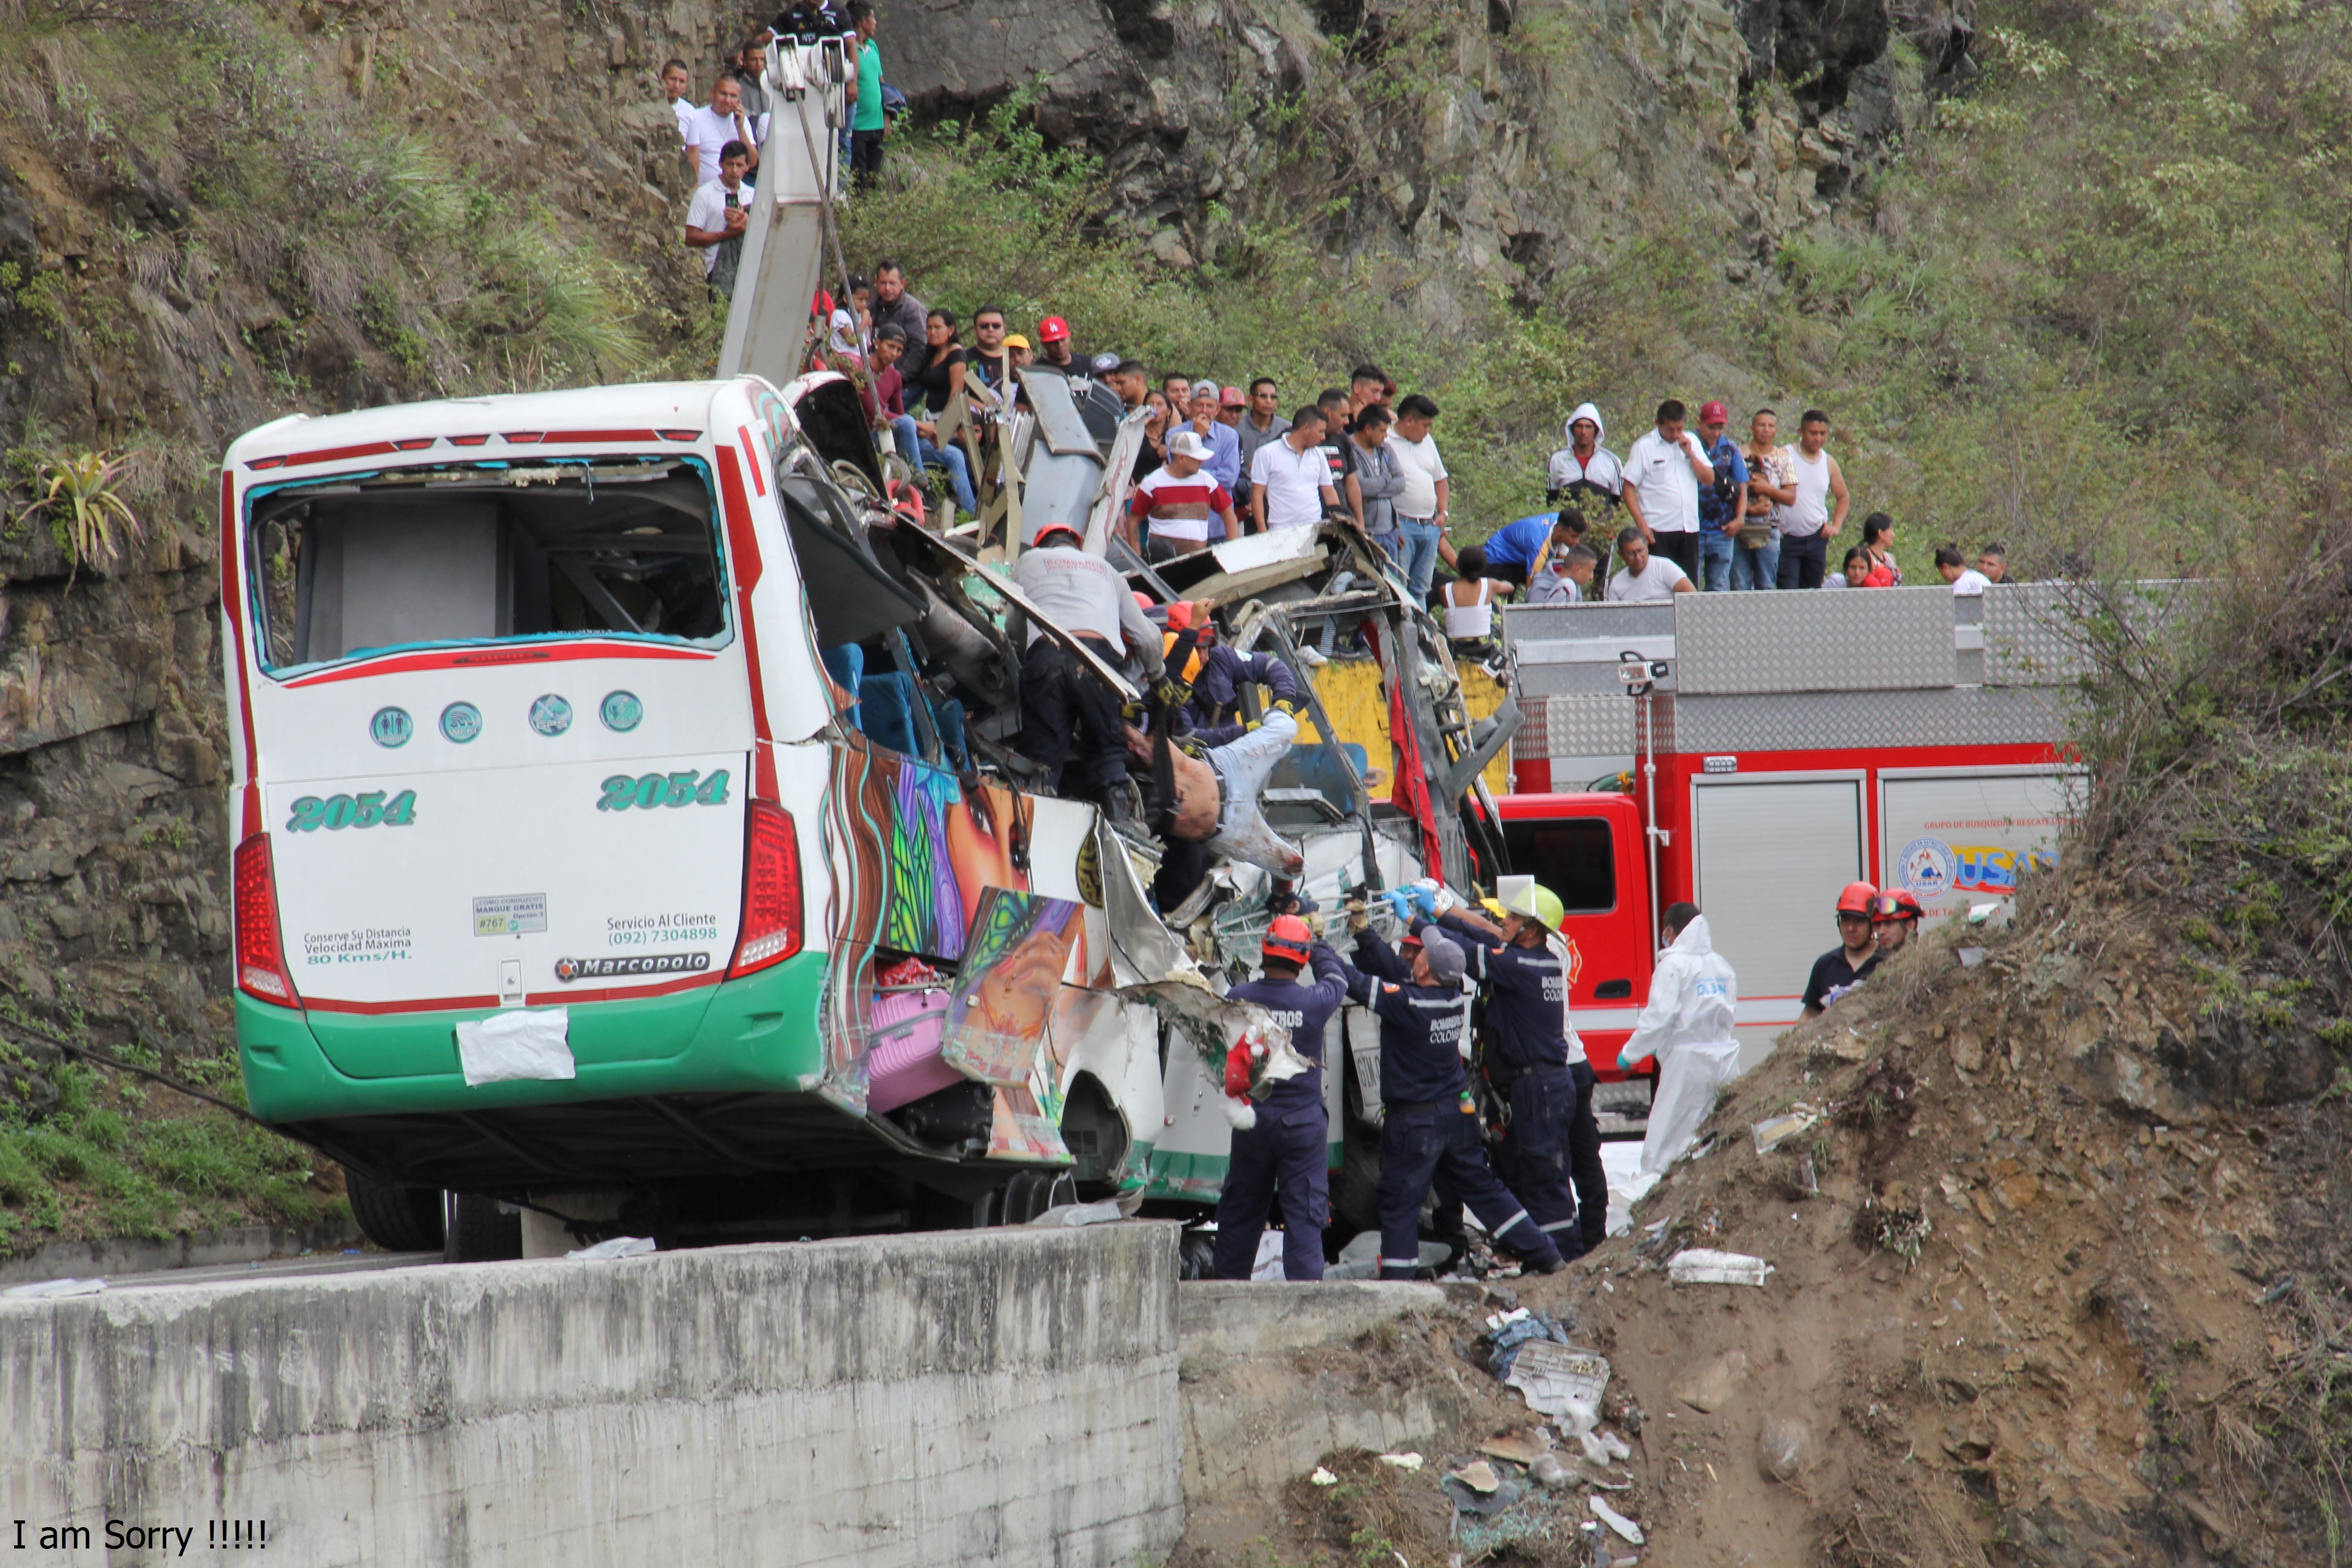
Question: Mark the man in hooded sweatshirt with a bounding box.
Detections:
[1547,403,1623,513]
[1618,901,1740,1187]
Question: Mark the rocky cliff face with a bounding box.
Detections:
[890,0,1961,308]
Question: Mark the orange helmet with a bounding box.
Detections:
[1262,915,1314,966]
[1836,881,1878,919]
[1870,889,1924,923]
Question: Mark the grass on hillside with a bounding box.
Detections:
[0,1032,346,1259]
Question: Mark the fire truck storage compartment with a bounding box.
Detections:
[1692,775,1863,1056]
[1877,769,2071,922]
[249,462,728,668]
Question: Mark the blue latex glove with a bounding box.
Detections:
[1411,884,1439,918]
[1382,889,1417,925]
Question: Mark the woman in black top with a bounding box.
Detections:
[910,309,976,514]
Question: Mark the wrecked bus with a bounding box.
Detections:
[221,377,1204,1252]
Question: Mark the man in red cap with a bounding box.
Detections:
[1217,386,1246,429]
[1693,400,1750,593]
[1211,916,1355,1280]
[1034,315,1080,372]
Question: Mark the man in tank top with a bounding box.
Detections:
[1772,410,1849,591]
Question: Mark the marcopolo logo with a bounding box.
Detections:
[1897,836,1955,898]
[554,952,712,983]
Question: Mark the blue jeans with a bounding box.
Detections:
[1399,517,1443,603]
[1730,533,1779,590]
[916,436,975,513]
[1698,530,1735,592]
[886,414,921,471]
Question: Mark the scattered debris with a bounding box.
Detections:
[1024,1200,1125,1227]
[1377,1451,1424,1472]
[0,1276,106,1298]
[1478,1429,1550,1466]
[1309,1466,1338,1487]
[1447,1460,1501,1494]
[1486,1307,1575,1377]
[1665,1248,1772,1286]
[1442,1472,1524,1515]
[565,1235,656,1260]
[1503,1342,1612,1422]
[1751,1103,1822,1154]
[1589,1495,1646,1545]
[1528,1452,1573,1489]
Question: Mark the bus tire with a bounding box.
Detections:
[1328,1120,1383,1240]
[445,1192,523,1262]
[344,1167,444,1253]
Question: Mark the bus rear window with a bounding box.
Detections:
[246,459,730,671]
[1502,818,1617,914]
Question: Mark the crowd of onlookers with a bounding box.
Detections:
[671,2,897,299]
[656,23,2017,645]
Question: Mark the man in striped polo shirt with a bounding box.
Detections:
[1126,430,1240,561]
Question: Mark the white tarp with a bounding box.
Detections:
[457,1008,576,1086]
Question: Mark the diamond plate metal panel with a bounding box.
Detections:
[1672,686,2071,753]
[1518,661,1646,698]
[1517,693,1640,759]
[1501,602,1675,651]
[1675,586,1957,696]
[1982,583,2096,687]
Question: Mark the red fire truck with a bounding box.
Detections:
[1490,585,2078,1127]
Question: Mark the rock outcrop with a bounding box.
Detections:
[891,0,1965,301]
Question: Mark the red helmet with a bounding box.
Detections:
[1262,915,1314,966]
[1835,881,1878,919]
[1870,889,1924,923]
[1038,316,1071,343]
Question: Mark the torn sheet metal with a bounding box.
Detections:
[456,1008,575,1087]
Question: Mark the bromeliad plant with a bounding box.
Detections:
[15,449,143,581]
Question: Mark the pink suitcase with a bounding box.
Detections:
[865,987,964,1112]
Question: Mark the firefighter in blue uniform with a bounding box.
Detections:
[1343,907,1565,1281]
[1211,915,1352,1281]
[1421,878,1591,1259]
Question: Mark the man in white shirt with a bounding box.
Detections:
[684,74,762,185]
[1617,399,1715,583]
[1605,527,1695,603]
[683,145,753,299]
[1249,406,1340,534]
[1386,393,1450,601]
[1773,409,1850,589]
[662,59,695,143]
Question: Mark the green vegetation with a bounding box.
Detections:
[0,1039,344,1258]
[0,0,653,403]
[850,0,2352,575]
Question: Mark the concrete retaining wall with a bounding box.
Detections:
[0,1223,1182,1567]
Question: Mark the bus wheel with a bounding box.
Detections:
[444,1193,524,1262]
[344,1166,444,1253]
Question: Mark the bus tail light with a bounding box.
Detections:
[729,801,804,977]
[234,833,300,1005]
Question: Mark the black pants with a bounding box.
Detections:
[1777,531,1828,589]
[1211,1105,1328,1281]
[1490,1063,1583,1258]
[1017,636,1127,800]
[1649,530,1699,580]
[850,129,885,188]
[1568,1059,1607,1251]
[1378,1101,1559,1279]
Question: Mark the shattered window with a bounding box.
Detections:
[1502,818,1617,915]
[245,459,730,672]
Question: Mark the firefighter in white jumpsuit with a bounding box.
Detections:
[1618,901,1740,1186]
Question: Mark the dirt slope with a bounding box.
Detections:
[1182,874,2344,1567]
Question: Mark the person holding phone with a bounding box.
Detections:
[683,142,754,300]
